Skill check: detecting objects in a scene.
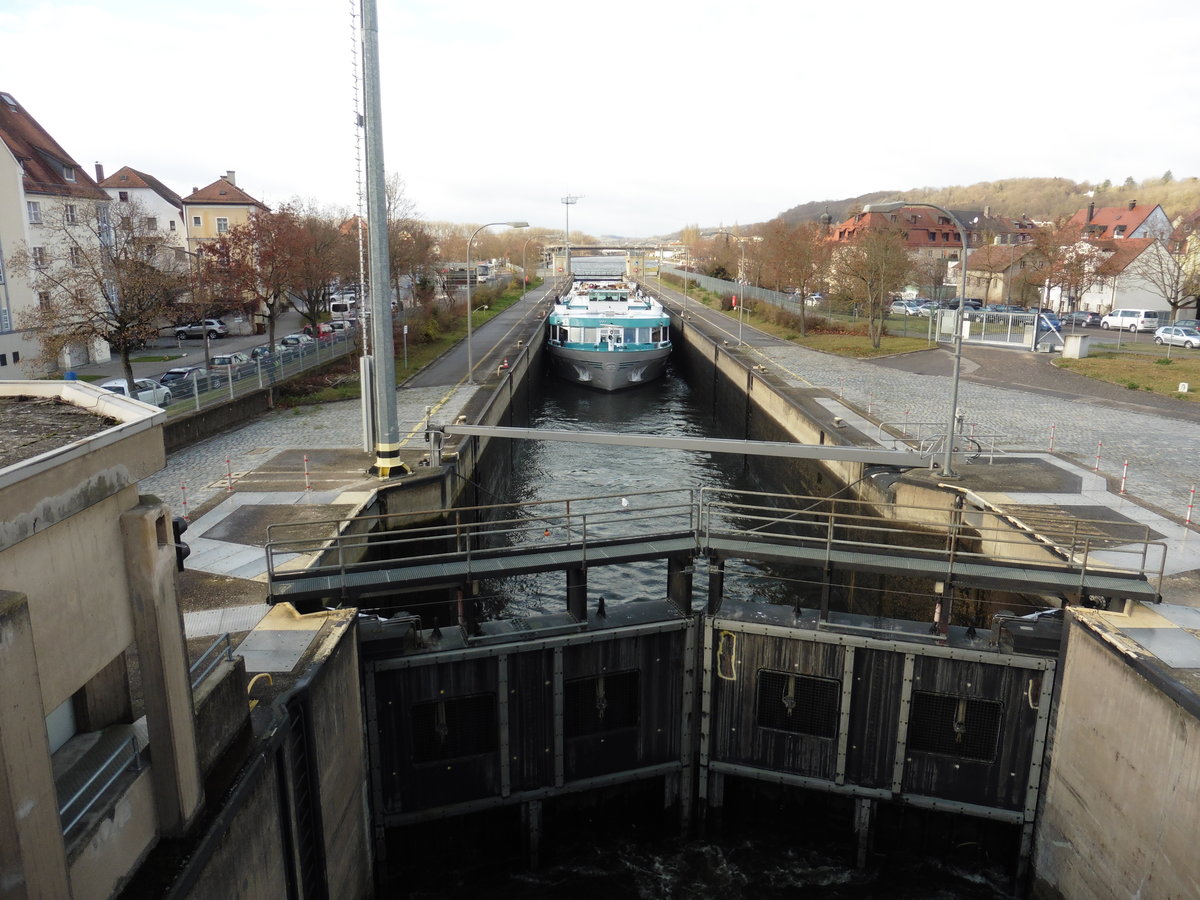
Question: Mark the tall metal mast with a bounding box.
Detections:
[362,0,405,476]
[561,194,581,277]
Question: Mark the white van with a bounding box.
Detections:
[330,298,358,320]
[1100,308,1160,332]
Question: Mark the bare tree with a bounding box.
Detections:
[9,197,186,387]
[758,220,832,335]
[197,205,308,351]
[1127,239,1194,319]
[835,226,912,348]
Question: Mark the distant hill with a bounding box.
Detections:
[775,175,1200,226]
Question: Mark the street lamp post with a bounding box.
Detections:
[521,237,537,292]
[864,201,969,477]
[706,230,750,345]
[467,220,528,384]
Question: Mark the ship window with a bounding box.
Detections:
[410,693,497,764]
[565,671,639,737]
[908,691,1002,762]
[755,670,839,738]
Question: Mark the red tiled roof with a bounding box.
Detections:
[1068,204,1158,239]
[100,165,183,209]
[182,177,267,209]
[1091,237,1155,276]
[964,243,1038,272]
[0,91,107,200]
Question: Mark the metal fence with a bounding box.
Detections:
[165,332,358,418]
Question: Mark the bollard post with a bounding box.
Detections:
[180,483,190,522]
[226,457,234,492]
[1186,484,1196,543]
[1093,440,1102,473]
[1048,423,1056,453]
[304,454,312,491]
[1119,459,1128,495]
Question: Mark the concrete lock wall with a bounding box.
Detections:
[1033,618,1200,899]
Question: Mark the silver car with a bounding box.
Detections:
[100,377,172,407]
[1153,326,1200,349]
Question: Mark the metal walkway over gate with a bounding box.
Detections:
[266,489,1164,609]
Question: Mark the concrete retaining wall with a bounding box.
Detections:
[192,657,250,777]
[1033,620,1200,899]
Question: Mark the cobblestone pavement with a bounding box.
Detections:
[757,342,1197,518]
[140,384,470,516]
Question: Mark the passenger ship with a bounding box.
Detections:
[545,278,672,390]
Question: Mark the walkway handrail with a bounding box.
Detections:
[190,633,234,690]
[265,487,1165,596]
[59,734,142,835]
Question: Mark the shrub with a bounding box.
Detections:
[1154,357,1174,366]
[1125,381,1140,390]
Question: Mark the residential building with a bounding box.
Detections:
[98,164,186,267]
[181,171,267,254]
[0,90,110,376]
[964,243,1044,305]
[1067,201,1172,241]
[1044,238,1181,315]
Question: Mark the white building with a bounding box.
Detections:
[0,91,110,376]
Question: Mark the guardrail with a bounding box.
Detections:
[165,332,358,418]
[265,489,699,586]
[264,488,1166,597]
[190,632,234,690]
[875,420,1006,464]
[59,734,143,836]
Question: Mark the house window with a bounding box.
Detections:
[69,246,83,266]
[38,291,51,308]
[118,191,129,202]
[120,216,131,229]
[31,247,46,268]
[0,354,6,366]
[192,216,201,227]
[1114,225,1127,237]
[27,201,41,224]
[216,217,229,234]
[169,220,176,231]
[145,217,157,231]
[63,166,76,182]
[64,204,77,225]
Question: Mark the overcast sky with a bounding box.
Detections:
[2,0,1197,239]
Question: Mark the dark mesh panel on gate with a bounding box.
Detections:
[908,691,1003,762]
[755,670,840,738]
[564,671,640,737]
[410,694,497,764]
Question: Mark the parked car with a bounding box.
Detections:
[946,298,982,310]
[159,365,222,391]
[207,351,254,379]
[327,320,355,335]
[1172,318,1199,330]
[889,299,921,316]
[1100,308,1160,332]
[1061,310,1101,328]
[280,332,315,350]
[100,377,172,407]
[1154,326,1200,349]
[303,322,336,342]
[1036,312,1062,331]
[174,319,229,340]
